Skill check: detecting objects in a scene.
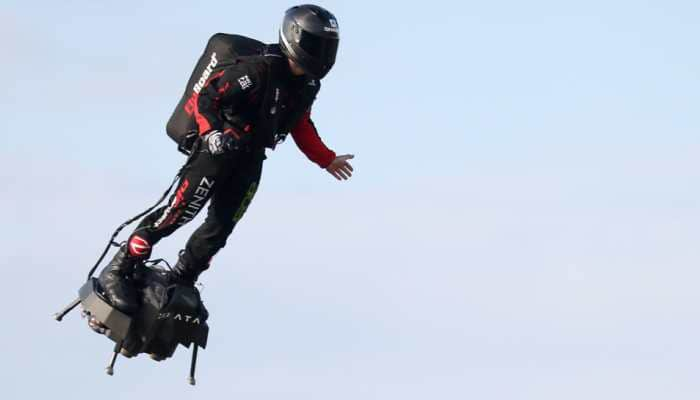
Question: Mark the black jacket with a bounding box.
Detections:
[167,36,320,150]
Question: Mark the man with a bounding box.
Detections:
[98,4,354,314]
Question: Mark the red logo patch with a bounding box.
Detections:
[128,235,152,257]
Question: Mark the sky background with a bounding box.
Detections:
[2,0,699,398]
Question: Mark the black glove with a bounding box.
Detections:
[202,130,237,155]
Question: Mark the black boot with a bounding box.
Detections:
[170,251,203,287]
[98,245,139,314]
[170,252,209,321]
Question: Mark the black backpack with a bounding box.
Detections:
[166,34,267,152]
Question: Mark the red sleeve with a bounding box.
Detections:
[290,111,336,168]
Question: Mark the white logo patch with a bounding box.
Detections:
[324,19,339,33]
[270,87,280,114]
[238,75,253,90]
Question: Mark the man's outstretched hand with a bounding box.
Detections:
[326,154,355,180]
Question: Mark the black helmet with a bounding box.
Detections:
[279,4,339,79]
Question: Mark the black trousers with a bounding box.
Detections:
[126,145,264,276]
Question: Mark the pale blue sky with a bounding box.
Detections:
[2,1,699,399]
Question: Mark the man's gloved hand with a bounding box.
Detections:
[203,130,237,155]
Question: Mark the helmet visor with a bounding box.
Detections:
[298,30,338,67]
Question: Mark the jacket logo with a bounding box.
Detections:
[238,75,253,90]
[193,52,219,94]
[270,87,280,115]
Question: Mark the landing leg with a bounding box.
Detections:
[54,297,81,321]
[188,345,198,386]
[106,340,123,376]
